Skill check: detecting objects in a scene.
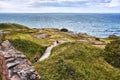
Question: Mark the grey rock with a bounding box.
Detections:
[4,54,13,59]
[37,34,49,39]
[93,41,105,45]
[62,31,79,37]
[0,30,4,36]
[7,62,19,69]
[11,74,21,80]
[1,40,14,51]
[15,55,26,59]
[1,40,11,48]
[6,58,15,63]
[79,40,89,43]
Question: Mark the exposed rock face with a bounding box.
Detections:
[0,40,41,80]
[62,31,79,37]
[109,34,120,39]
[36,34,49,39]
[0,30,4,36]
[62,31,90,38]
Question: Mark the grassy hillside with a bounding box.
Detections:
[10,39,46,62]
[103,39,120,68]
[1,23,120,80]
[34,42,120,80]
[0,23,80,62]
[0,23,29,30]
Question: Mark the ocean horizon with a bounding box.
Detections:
[0,13,120,38]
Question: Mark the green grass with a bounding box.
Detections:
[103,39,120,68]
[0,23,80,63]
[34,42,120,80]
[0,23,29,30]
[10,39,46,62]
[1,23,120,80]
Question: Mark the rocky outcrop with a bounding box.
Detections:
[108,34,120,39]
[36,34,49,39]
[0,40,41,80]
[62,30,90,38]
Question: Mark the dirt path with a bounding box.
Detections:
[39,40,67,61]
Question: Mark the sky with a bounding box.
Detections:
[0,0,120,13]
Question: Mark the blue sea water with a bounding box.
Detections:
[0,13,120,38]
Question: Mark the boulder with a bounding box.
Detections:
[1,40,14,51]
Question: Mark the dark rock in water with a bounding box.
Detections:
[60,28,69,32]
[109,34,120,39]
[37,34,49,39]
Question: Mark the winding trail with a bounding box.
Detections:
[39,40,67,61]
[39,39,106,62]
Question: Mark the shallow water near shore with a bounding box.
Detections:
[0,13,120,38]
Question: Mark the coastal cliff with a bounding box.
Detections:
[0,23,120,80]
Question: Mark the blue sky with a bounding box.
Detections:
[0,0,120,13]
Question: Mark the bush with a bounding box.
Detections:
[60,28,68,32]
[95,38,100,41]
[103,39,120,68]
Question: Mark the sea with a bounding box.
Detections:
[0,13,120,38]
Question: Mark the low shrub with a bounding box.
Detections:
[60,28,68,32]
[103,39,120,68]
